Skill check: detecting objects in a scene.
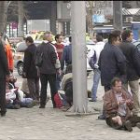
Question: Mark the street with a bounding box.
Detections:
[0,70,140,140]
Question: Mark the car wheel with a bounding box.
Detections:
[17,62,23,76]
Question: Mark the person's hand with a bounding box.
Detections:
[126,99,132,104]
[57,69,62,75]
[118,99,125,105]
[9,69,13,73]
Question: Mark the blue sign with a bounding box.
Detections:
[92,15,106,23]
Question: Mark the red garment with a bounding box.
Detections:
[54,43,64,60]
[5,43,14,71]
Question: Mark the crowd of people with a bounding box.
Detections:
[90,29,140,132]
[1,29,140,132]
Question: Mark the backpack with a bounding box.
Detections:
[35,50,43,67]
[88,50,97,69]
[54,93,68,108]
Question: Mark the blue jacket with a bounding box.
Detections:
[61,44,72,70]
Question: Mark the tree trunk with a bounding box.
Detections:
[0,1,8,34]
[18,1,24,37]
[86,1,94,38]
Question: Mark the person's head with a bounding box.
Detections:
[43,31,53,42]
[69,36,72,43]
[111,77,122,93]
[96,34,103,42]
[55,34,63,44]
[108,31,121,46]
[121,30,133,42]
[25,36,34,46]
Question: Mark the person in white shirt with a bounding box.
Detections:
[89,34,105,102]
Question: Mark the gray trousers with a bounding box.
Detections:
[125,80,140,114]
[27,78,39,100]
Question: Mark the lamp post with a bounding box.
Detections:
[71,1,88,113]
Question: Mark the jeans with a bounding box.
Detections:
[40,73,57,108]
[91,69,100,101]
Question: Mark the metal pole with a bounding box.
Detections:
[113,1,122,30]
[71,1,88,113]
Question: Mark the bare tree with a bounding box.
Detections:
[86,1,95,38]
[0,1,12,33]
[18,1,24,37]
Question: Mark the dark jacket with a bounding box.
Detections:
[98,43,126,86]
[23,44,38,78]
[119,41,140,81]
[37,42,57,74]
[0,41,9,79]
[103,89,133,119]
[61,44,72,70]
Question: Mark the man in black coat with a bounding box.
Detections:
[120,30,140,115]
[0,33,10,116]
[99,31,126,92]
[37,31,61,108]
[23,37,39,100]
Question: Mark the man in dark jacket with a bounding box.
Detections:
[0,33,10,116]
[99,31,126,92]
[37,31,61,108]
[120,30,140,115]
[61,36,72,72]
[23,37,39,100]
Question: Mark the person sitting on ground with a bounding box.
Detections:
[104,77,140,132]
[61,64,73,107]
[6,82,38,109]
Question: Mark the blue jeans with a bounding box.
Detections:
[91,69,101,101]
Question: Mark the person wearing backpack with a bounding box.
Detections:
[88,34,105,102]
[36,32,61,108]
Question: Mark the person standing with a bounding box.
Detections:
[0,33,10,116]
[23,37,39,101]
[54,34,64,90]
[88,34,105,102]
[99,31,126,92]
[61,36,72,72]
[37,31,61,108]
[120,30,140,115]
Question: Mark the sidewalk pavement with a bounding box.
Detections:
[1,71,139,140]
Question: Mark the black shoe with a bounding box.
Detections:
[39,105,45,108]
[89,99,97,102]
[98,114,106,120]
[124,120,133,132]
[0,111,6,117]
